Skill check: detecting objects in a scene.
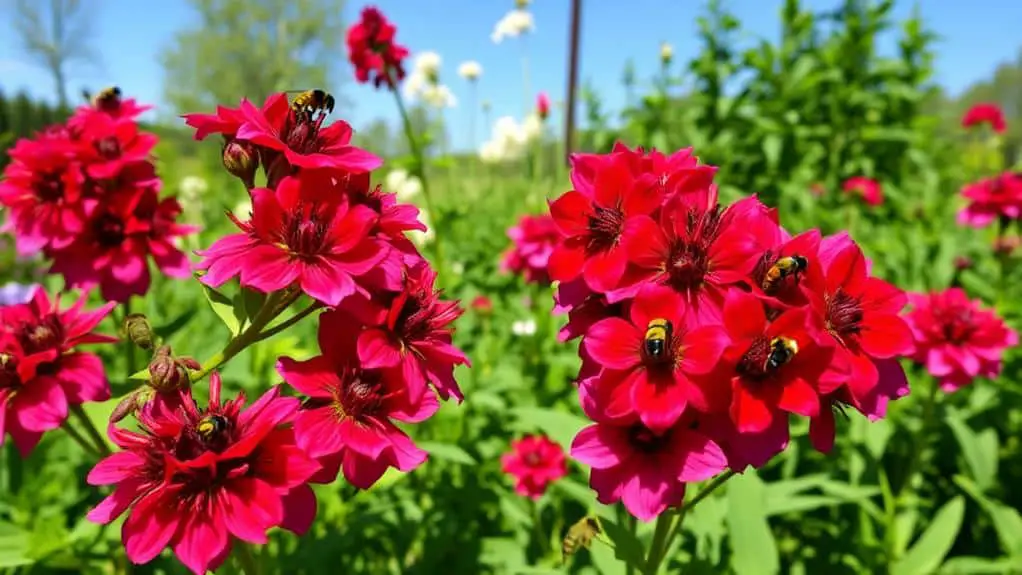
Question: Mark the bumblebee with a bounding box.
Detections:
[289,89,335,120]
[92,86,122,108]
[196,414,229,442]
[765,336,799,371]
[761,254,808,293]
[644,318,673,359]
[562,515,602,562]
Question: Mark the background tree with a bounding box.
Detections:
[159,0,348,116]
[12,0,100,109]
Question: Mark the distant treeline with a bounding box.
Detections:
[0,89,74,170]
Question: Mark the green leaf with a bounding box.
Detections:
[510,407,589,451]
[763,134,782,170]
[598,516,646,570]
[128,368,149,381]
[939,557,1020,574]
[764,495,843,517]
[946,416,998,491]
[891,497,965,575]
[153,306,198,343]
[0,522,33,568]
[241,289,267,326]
[726,471,779,575]
[201,284,243,336]
[417,441,477,466]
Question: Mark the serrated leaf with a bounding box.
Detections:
[201,284,243,336]
[726,471,779,575]
[417,441,477,466]
[891,497,965,575]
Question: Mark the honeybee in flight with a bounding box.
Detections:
[765,336,799,371]
[761,254,808,293]
[196,414,229,442]
[90,86,122,109]
[288,89,335,121]
[562,515,602,562]
[644,318,672,359]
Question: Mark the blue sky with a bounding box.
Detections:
[1,0,1020,152]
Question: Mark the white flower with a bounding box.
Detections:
[491,9,534,43]
[421,84,457,109]
[511,318,537,336]
[450,261,465,275]
[409,208,435,246]
[478,114,542,163]
[660,42,673,63]
[522,113,543,141]
[458,60,482,81]
[178,175,208,199]
[385,169,423,202]
[413,51,442,77]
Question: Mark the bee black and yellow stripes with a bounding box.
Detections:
[196,414,229,442]
[288,89,335,120]
[765,336,799,371]
[644,318,673,359]
[761,254,808,293]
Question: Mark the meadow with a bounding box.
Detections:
[1,0,1022,574]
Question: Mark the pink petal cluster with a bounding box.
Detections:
[842,176,883,207]
[0,91,196,302]
[500,434,568,499]
[542,143,915,521]
[956,172,1022,229]
[0,287,116,456]
[501,213,560,285]
[962,103,1007,133]
[904,288,1017,392]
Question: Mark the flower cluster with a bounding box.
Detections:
[86,90,469,573]
[957,172,1022,228]
[347,6,410,89]
[962,103,1007,134]
[549,143,915,521]
[501,213,559,285]
[501,434,567,499]
[904,288,1017,393]
[0,287,116,456]
[0,90,196,302]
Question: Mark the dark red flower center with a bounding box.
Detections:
[585,206,624,254]
[664,204,724,292]
[93,213,127,247]
[523,451,542,466]
[282,112,328,156]
[331,368,388,421]
[934,307,977,344]
[95,137,121,160]
[34,171,65,203]
[17,315,64,355]
[278,204,331,257]
[628,424,671,454]
[825,289,864,344]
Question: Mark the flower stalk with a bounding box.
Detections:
[69,404,111,457]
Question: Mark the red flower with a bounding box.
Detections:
[548,154,661,292]
[904,288,1018,392]
[956,172,1022,228]
[0,134,86,255]
[583,285,729,431]
[342,262,469,402]
[50,186,196,302]
[722,291,837,434]
[536,92,550,120]
[842,177,883,207]
[276,326,438,490]
[500,434,567,499]
[616,191,778,325]
[235,92,381,174]
[746,229,821,311]
[346,6,410,89]
[0,288,116,456]
[501,213,559,285]
[85,374,319,575]
[74,112,158,181]
[182,94,264,141]
[569,143,711,201]
[962,103,1007,133]
[196,171,389,306]
[805,243,914,413]
[471,295,493,313]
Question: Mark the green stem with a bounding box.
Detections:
[69,404,111,456]
[897,378,940,498]
[257,302,324,342]
[531,500,548,558]
[61,420,100,458]
[644,512,673,575]
[387,68,446,279]
[234,541,260,575]
[118,300,138,376]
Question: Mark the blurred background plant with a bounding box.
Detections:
[2,0,1022,573]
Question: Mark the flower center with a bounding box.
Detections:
[95,137,121,160]
[34,171,65,203]
[585,205,624,254]
[934,307,977,344]
[282,111,328,155]
[279,204,330,258]
[664,204,724,292]
[17,315,64,355]
[523,452,542,466]
[627,424,671,454]
[333,369,387,421]
[825,289,864,344]
[93,213,127,247]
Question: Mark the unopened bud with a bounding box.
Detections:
[222,139,259,188]
[660,42,673,65]
[110,388,153,424]
[148,345,190,393]
[471,295,493,315]
[993,236,1022,256]
[953,255,973,271]
[123,313,154,350]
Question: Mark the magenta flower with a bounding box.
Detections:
[501,213,560,285]
[500,435,568,499]
[74,112,159,181]
[197,170,390,306]
[86,373,320,575]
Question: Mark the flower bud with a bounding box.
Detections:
[222,139,259,188]
[471,295,493,314]
[148,345,190,393]
[123,313,154,350]
[660,42,673,65]
[993,236,1021,256]
[953,255,973,271]
[110,387,152,424]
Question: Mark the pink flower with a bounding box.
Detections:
[962,103,1007,133]
[842,177,883,207]
[85,373,320,575]
[571,414,727,521]
[0,288,116,456]
[501,213,559,285]
[196,171,389,306]
[552,277,623,343]
[536,92,550,120]
[74,112,159,181]
[501,435,567,499]
[904,288,1017,392]
[471,295,493,313]
[956,173,1022,228]
[276,325,438,489]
